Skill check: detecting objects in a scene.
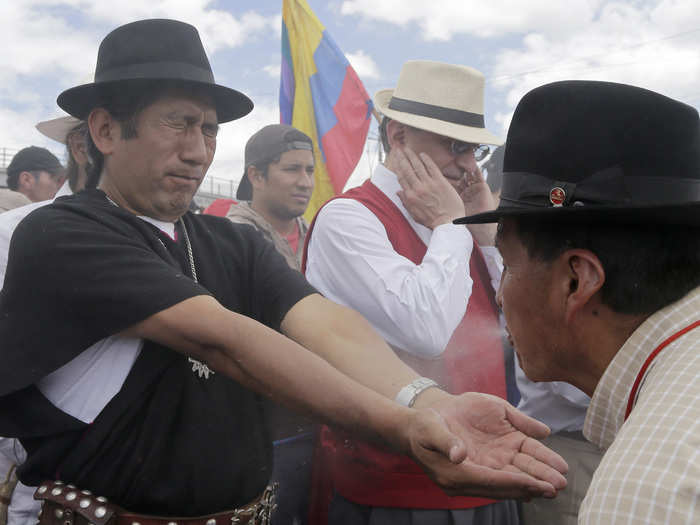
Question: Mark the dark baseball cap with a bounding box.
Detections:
[7,146,64,189]
[236,124,313,200]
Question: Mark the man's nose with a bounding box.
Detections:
[181,129,210,165]
[455,150,477,173]
[298,170,314,189]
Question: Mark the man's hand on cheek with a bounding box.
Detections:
[391,147,465,230]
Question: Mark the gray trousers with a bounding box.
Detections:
[520,431,603,525]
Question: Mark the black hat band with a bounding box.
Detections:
[388,96,485,128]
[500,166,700,209]
[96,61,215,84]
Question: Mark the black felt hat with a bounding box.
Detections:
[455,80,700,226]
[57,19,253,123]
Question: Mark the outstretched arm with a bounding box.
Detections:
[282,294,567,498]
[125,293,567,499]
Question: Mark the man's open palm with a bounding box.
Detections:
[406,392,568,500]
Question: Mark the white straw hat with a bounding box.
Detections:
[374,60,502,146]
[35,116,82,145]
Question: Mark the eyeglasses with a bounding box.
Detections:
[449,140,490,162]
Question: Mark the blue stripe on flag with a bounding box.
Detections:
[280,21,295,125]
[309,30,349,151]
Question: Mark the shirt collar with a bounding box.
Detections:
[102,191,176,239]
[370,163,432,245]
[584,285,700,449]
[138,215,176,239]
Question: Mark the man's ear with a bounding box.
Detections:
[561,249,605,323]
[17,171,36,192]
[248,165,265,191]
[88,108,118,155]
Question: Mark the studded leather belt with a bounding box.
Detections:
[34,481,277,525]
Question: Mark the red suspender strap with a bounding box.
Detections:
[624,319,700,421]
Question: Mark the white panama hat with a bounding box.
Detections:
[35,115,82,145]
[374,60,502,146]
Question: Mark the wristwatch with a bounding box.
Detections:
[395,377,440,407]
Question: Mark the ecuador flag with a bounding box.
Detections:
[281,0,373,221]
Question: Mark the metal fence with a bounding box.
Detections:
[0,148,19,169]
[197,175,238,199]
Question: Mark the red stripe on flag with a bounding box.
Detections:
[321,66,371,193]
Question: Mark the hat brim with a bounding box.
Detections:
[236,173,252,201]
[58,79,253,124]
[374,89,503,146]
[455,201,700,226]
[36,116,82,144]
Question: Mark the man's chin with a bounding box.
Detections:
[515,352,538,382]
[153,194,193,221]
[284,205,309,219]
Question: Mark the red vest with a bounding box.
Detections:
[303,180,506,511]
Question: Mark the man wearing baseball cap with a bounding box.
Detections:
[304,60,516,524]
[0,20,567,524]
[5,146,65,203]
[456,80,700,524]
[226,124,314,270]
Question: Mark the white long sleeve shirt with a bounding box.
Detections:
[305,163,501,358]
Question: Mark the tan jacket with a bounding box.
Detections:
[225,201,308,271]
[0,190,30,213]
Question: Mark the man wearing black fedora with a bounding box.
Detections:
[0,19,567,525]
[304,60,519,524]
[456,80,700,524]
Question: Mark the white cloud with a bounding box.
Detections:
[263,64,279,78]
[346,50,381,80]
[488,2,700,135]
[72,1,276,53]
[340,0,601,41]
[0,1,275,114]
[0,106,68,165]
[338,1,700,136]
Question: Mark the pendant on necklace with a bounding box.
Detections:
[188,357,215,380]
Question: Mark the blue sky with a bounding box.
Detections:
[2,0,699,190]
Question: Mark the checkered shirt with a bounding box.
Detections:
[580,286,700,524]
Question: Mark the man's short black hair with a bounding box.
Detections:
[379,116,391,155]
[509,218,700,316]
[6,146,64,190]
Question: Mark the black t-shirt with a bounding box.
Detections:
[0,189,317,515]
